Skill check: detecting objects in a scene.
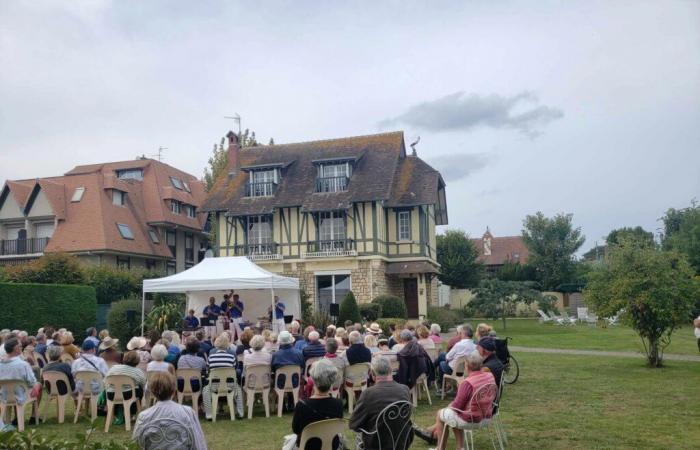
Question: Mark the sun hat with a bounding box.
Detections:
[99,337,119,351]
[126,336,148,351]
[367,323,382,335]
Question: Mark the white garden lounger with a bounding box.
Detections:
[537,309,553,323]
[576,307,589,324]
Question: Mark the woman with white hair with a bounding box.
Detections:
[243,335,272,367]
[429,323,442,345]
[286,359,344,450]
[146,344,175,375]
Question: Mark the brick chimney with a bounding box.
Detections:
[226,130,241,177]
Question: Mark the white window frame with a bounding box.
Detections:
[247,215,272,245]
[71,187,85,202]
[171,200,181,214]
[116,169,143,181]
[148,229,160,244]
[112,190,125,206]
[315,273,352,311]
[185,205,196,218]
[182,180,191,192]
[397,210,411,241]
[249,169,277,197]
[34,222,55,239]
[319,211,346,242]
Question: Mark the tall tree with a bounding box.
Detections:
[661,201,700,274]
[521,212,585,290]
[470,279,551,329]
[606,226,655,248]
[436,230,482,288]
[584,241,699,367]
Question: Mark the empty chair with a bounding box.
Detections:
[74,371,103,423]
[298,418,348,450]
[0,380,39,432]
[245,364,271,419]
[537,309,553,323]
[587,313,598,327]
[103,374,143,432]
[274,365,301,417]
[41,371,75,424]
[441,356,466,400]
[576,307,589,323]
[343,363,370,413]
[411,373,432,407]
[208,367,238,422]
[176,368,202,410]
[355,400,413,450]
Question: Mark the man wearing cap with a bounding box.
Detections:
[71,340,109,394]
[477,337,504,386]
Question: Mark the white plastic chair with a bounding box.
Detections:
[74,371,103,423]
[587,314,598,327]
[298,418,347,450]
[176,368,202,410]
[576,307,589,323]
[411,373,432,407]
[103,374,143,432]
[0,379,39,432]
[537,309,553,323]
[441,356,466,400]
[438,383,500,450]
[208,367,237,422]
[274,365,301,417]
[244,364,271,419]
[343,363,370,413]
[41,370,75,424]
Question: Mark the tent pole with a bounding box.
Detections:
[141,292,146,336]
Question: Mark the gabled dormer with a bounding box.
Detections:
[313,156,358,193]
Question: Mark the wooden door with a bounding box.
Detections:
[403,278,419,318]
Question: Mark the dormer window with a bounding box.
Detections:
[171,200,181,214]
[117,223,134,240]
[246,169,278,197]
[316,161,351,192]
[170,176,184,190]
[112,189,126,206]
[182,180,191,193]
[185,204,196,218]
[71,187,85,202]
[116,169,143,181]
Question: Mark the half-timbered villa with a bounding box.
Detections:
[203,131,448,319]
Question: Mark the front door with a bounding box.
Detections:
[403,278,419,318]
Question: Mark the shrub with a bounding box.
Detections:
[0,428,137,449]
[0,282,96,333]
[107,298,142,348]
[359,303,382,322]
[146,294,186,332]
[375,318,406,336]
[338,291,361,325]
[83,266,140,305]
[300,288,313,325]
[3,253,85,285]
[427,306,460,331]
[308,309,333,333]
[372,295,407,319]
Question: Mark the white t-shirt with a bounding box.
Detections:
[694,316,700,339]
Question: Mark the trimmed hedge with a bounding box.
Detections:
[0,282,97,333]
[359,303,382,322]
[107,298,142,349]
[372,295,407,319]
[338,291,361,325]
[427,306,461,332]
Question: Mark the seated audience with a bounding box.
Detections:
[99,337,122,365]
[474,323,492,342]
[294,326,316,352]
[477,337,504,386]
[335,328,349,352]
[203,334,242,420]
[416,325,436,349]
[162,331,182,363]
[243,335,272,367]
[445,325,465,352]
[132,371,206,450]
[390,328,404,352]
[301,331,326,362]
[345,331,371,365]
[127,337,151,366]
[183,309,200,329]
[177,337,207,382]
[72,340,109,394]
[272,331,304,371]
[364,334,380,354]
[105,350,147,403]
[325,325,336,341]
[0,338,42,417]
[349,357,412,450]
[196,330,212,355]
[438,325,475,390]
[323,338,348,372]
[366,323,383,338]
[289,359,344,450]
[288,320,303,343]
[85,328,100,347]
[263,330,278,353]
[414,353,496,449]
[146,344,174,374]
[34,333,48,358]
[42,345,75,395]
[396,330,431,389]
[61,332,80,359]
[429,324,442,345]
[376,338,397,362]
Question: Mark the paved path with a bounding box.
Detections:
[509,345,700,362]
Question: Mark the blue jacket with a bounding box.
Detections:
[345,343,372,365]
[272,344,304,370]
[302,341,326,361]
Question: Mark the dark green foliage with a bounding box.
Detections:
[338,291,362,325]
[584,241,700,367]
[426,306,460,331]
[107,298,142,348]
[496,261,539,283]
[374,318,407,336]
[582,244,607,262]
[436,230,482,288]
[83,266,140,305]
[309,309,333,333]
[372,295,407,319]
[2,253,85,285]
[661,202,700,275]
[0,282,96,333]
[145,294,186,332]
[359,303,382,322]
[300,288,313,325]
[0,428,137,449]
[522,212,585,290]
[606,226,655,248]
[470,279,544,329]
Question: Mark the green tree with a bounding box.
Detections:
[606,226,655,248]
[584,241,699,367]
[662,202,700,274]
[372,295,407,319]
[107,298,142,348]
[338,291,362,325]
[470,279,547,329]
[522,212,585,290]
[495,261,538,283]
[3,252,85,285]
[436,230,482,288]
[582,244,606,262]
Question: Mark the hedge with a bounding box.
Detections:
[372,295,407,318]
[375,318,407,336]
[0,282,97,333]
[107,298,142,349]
[359,303,382,322]
[338,291,361,325]
[427,306,461,332]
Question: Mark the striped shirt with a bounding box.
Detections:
[208,350,236,369]
[105,364,146,392]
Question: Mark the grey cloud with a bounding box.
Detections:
[428,153,490,183]
[380,91,564,137]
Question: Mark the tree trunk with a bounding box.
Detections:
[647,336,662,367]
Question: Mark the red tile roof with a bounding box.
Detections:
[471,232,529,267]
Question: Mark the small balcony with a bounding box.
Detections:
[303,239,357,258]
[315,176,348,193]
[0,237,50,256]
[245,182,277,198]
[234,242,282,261]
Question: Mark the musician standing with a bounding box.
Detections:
[230,294,245,340]
[272,295,286,333]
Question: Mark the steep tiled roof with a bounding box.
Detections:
[471,233,529,266]
[203,131,447,217]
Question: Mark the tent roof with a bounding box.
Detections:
[142,256,299,293]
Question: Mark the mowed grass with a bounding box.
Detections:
[469,318,699,356]
[20,352,700,450]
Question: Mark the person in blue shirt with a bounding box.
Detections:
[272,295,286,334]
[183,309,199,329]
[203,297,221,322]
[230,294,245,340]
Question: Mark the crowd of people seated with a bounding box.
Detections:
[0,317,505,450]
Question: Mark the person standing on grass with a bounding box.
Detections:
[694,316,700,352]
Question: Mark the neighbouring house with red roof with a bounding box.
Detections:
[0,159,207,273]
[203,131,448,318]
[471,228,529,272]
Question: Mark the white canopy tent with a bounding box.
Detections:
[141,256,300,334]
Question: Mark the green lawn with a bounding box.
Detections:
[468,318,699,356]
[15,352,700,449]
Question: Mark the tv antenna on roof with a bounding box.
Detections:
[151,146,167,161]
[224,113,242,135]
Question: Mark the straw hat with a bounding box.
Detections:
[99,337,119,351]
[367,323,382,335]
[126,336,148,351]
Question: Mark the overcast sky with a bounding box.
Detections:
[1,1,699,251]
